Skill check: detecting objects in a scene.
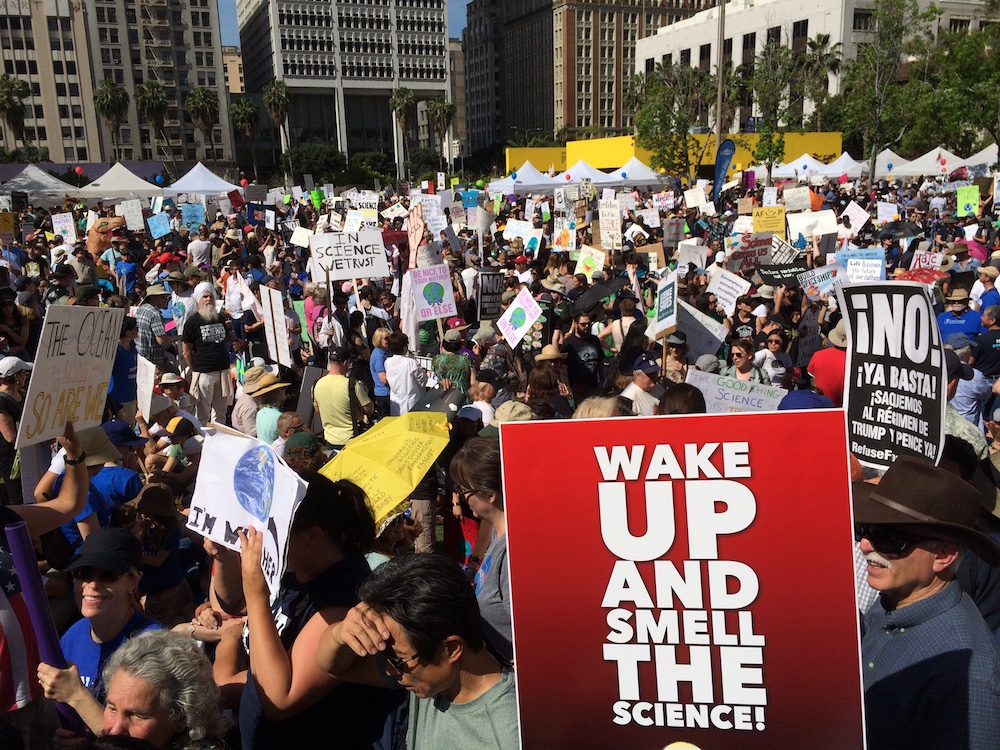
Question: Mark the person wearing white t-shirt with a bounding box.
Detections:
[618,352,664,416]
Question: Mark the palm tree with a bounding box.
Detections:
[801,33,842,132]
[93,79,130,162]
[230,97,261,183]
[426,95,456,170]
[388,87,415,175]
[0,74,30,154]
[134,81,177,178]
[262,80,293,183]
[185,87,220,161]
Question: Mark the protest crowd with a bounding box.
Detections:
[0,166,1000,749]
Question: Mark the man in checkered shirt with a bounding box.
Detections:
[134,283,180,369]
[854,457,1000,750]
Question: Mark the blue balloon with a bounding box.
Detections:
[511,171,517,179]
[802,163,808,170]
[621,171,627,178]
[155,175,164,184]
[887,162,894,170]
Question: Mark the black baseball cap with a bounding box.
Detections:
[65,527,141,574]
[328,346,350,362]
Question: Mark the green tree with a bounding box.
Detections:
[388,87,416,174]
[230,97,261,183]
[800,34,842,132]
[185,87,220,160]
[93,79,130,162]
[633,62,717,185]
[0,74,30,153]
[409,147,443,179]
[348,151,396,185]
[262,80,293,183]
[287,143,347,184]
[426,95,456,170]
[134,81,177,178]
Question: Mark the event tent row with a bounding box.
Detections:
[772,144,999,180]
[487,158,667,194]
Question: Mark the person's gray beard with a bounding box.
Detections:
[199,303,219,322]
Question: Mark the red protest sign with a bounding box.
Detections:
[228,189,245,210]
[500,411,863,749]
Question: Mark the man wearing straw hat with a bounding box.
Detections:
[135,284,180,369]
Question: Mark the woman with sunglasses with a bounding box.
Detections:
[753,329,794,387]
[37,527,163,732]
[211,474,405,750]
[721,338,769,383]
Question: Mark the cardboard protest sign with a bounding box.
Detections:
[636,242,666,273]
[737,197,754,215]
[0,213,14,244]
[841,283,945,469]
[477,271,504,320]
[769,235,802,265]
[260,285,292,367]
[650,270,678,339]
[599,200,623,249]
[842,201,869,233]
[762,187,778,206]
[617,192,637,212]
[181,203,206,227]
[227,189,245,210]
[706,269,752,316]
[726,233,772,273]
[677,240,707,273]
[575,245,607,278]
[876,201,897,225]
[676,300,726,359]
[796,263,845,301]
[956,185,980,217]
[845,258,884,283]
[835,247,882,272]
[119,199,144,231]
[785,210,838,241]
[408,264,457,322]
[289,226,314,248]
[910,250,944,270]
[500,410,864,750]
[381,203,408,220]
[497,287,542,347]
[683,186,707,208]
[553,217,577,254]
[755,262,809,289]
[502,219,534,242]
[16,306,125,448]
[751,207,785,240]
[308,230,390,282]
[699,201,717,217]
[781,186,811,212]
[685,369,788,413]
[52,212,76,244]
[136,354,156,421]
[188,428,306,597]
[662,218,686,246]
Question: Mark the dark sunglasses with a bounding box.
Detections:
[854,524,928,555]
[70,566,123,583]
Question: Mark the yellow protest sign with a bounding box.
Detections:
[753,206,787,240]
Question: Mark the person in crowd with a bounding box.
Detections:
[182,282,234,424]
[619,352,663,417]
[157,372,195,412]
[368,327,393,417]
[721,338,769,383]
[315,554,518,750]
[314,347,372,450]
[110,318,139,426]
[938,288,981,340]
[281,431,327,475]
[434,329,472,398]
[230,366,268,437]
[383,332,426,416]
[272,412,306,455]
[250,373,290,444]
[753,328,793,387]
[808,319,849,407]
[0,356,29,503]
[134,285,180,369]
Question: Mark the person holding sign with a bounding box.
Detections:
[212,475,406,750]
[721,339,769,383]
[0,356,30,503]
[855,458,1000,750]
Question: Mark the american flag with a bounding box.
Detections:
[0,531,42,712]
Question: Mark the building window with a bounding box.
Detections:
[645,57,654,73]
[853,11,872,30]
[792,20,808,39]
[949,18,971,33]
[767,26,780,45]
[680,48,690,66]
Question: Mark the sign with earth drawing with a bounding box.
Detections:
[497,286,543,347]
[409,264,458,322]
[187,427,307,597]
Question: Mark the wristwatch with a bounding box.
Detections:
[64,452,87,465]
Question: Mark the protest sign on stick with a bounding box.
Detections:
[308,230,390,282]
[188,427,307,597]
[650,270,678,340]
[706,269,751,316]
[685,369,787,413]
[726,233,772,274]
[16,306,124,449]
[477,271,504,321]
[499,410,864,749]
[260,285,292,367]
[408,264,457,322]
[497,287,541,347]
[840,282,946,470]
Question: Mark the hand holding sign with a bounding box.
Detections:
[86,215,125,261]
[238,527,271,603]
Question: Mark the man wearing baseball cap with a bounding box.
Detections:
[619,352,663,416]
[46,263,76,305]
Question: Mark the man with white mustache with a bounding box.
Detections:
[853,457,1000,750]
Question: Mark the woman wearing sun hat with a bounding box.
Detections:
[0,355,30,503]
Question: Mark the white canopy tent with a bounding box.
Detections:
[1,164,77,201]
[964,143,998,169]
[555,160,620,187]
[485,161,559,194]
[163,162,240,197]
[78,162,163,200]
[606,157,667,188]
[862,149,909,179]
[817,152,865,179]
[772,153,828,180]
[889,147,964,178]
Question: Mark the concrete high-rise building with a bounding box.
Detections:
[0,0,103,163]
[81,0,234,165]
[463,0,503,154]
[222,46,245,95]
[238,0,449,171]
[448,38,466,155]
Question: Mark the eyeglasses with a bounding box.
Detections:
[732,352,747,359]
[854,524,927,555]
[767,339,782,345]
[454,485,484,504]
[71,567,123,584]
[385,651,421,674]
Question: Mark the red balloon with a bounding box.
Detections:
[940,158,947,165]
[74,166,83,175]
[565,174,571,180]
[240,179,249,187]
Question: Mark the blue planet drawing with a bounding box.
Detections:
[422,282,445,305]
[233,446,276,522]
[509,308,526,329]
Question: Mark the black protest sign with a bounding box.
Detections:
[840,282,945,470]
[477,271,504,321]
[755,262,810,289]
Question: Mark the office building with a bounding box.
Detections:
[222,45,245,95]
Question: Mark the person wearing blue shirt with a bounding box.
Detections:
[937,288,982,341]
[977,266,1000,317]
[109,317,139,422]
[114,248,140,297]
[369,329,392,417]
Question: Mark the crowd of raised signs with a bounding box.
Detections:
[1,169,1000,750]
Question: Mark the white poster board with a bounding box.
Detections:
[705,268,752,316]
[120,199,145,231]
[261,285,292,367]
[16,306,125,448]
[497,287,542,347]
[574,245,607,277]
[308,230,391,282]
[52,212,77,245]
[136,354,156,420]
[409,264,458,322]
[685,368,788,413]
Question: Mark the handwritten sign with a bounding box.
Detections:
[727,233,773,273]
[497,287,542,347]
[782,187,811,213]
[409,264,458,322]
[136,354,156,420]
[575,245,607,278]
[52,212,77,244]
[796,263,846,301]
[685,368,788,413]
[17,306,125,448]
[706,269,752,316]
[308,230,390,282]
[599,200,622,249]
[119,199,144,231]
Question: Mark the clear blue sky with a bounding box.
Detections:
[217,0,470,48]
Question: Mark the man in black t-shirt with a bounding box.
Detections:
[971,305,1000,380]
[181,283,232,424]
[563,311,604,399]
